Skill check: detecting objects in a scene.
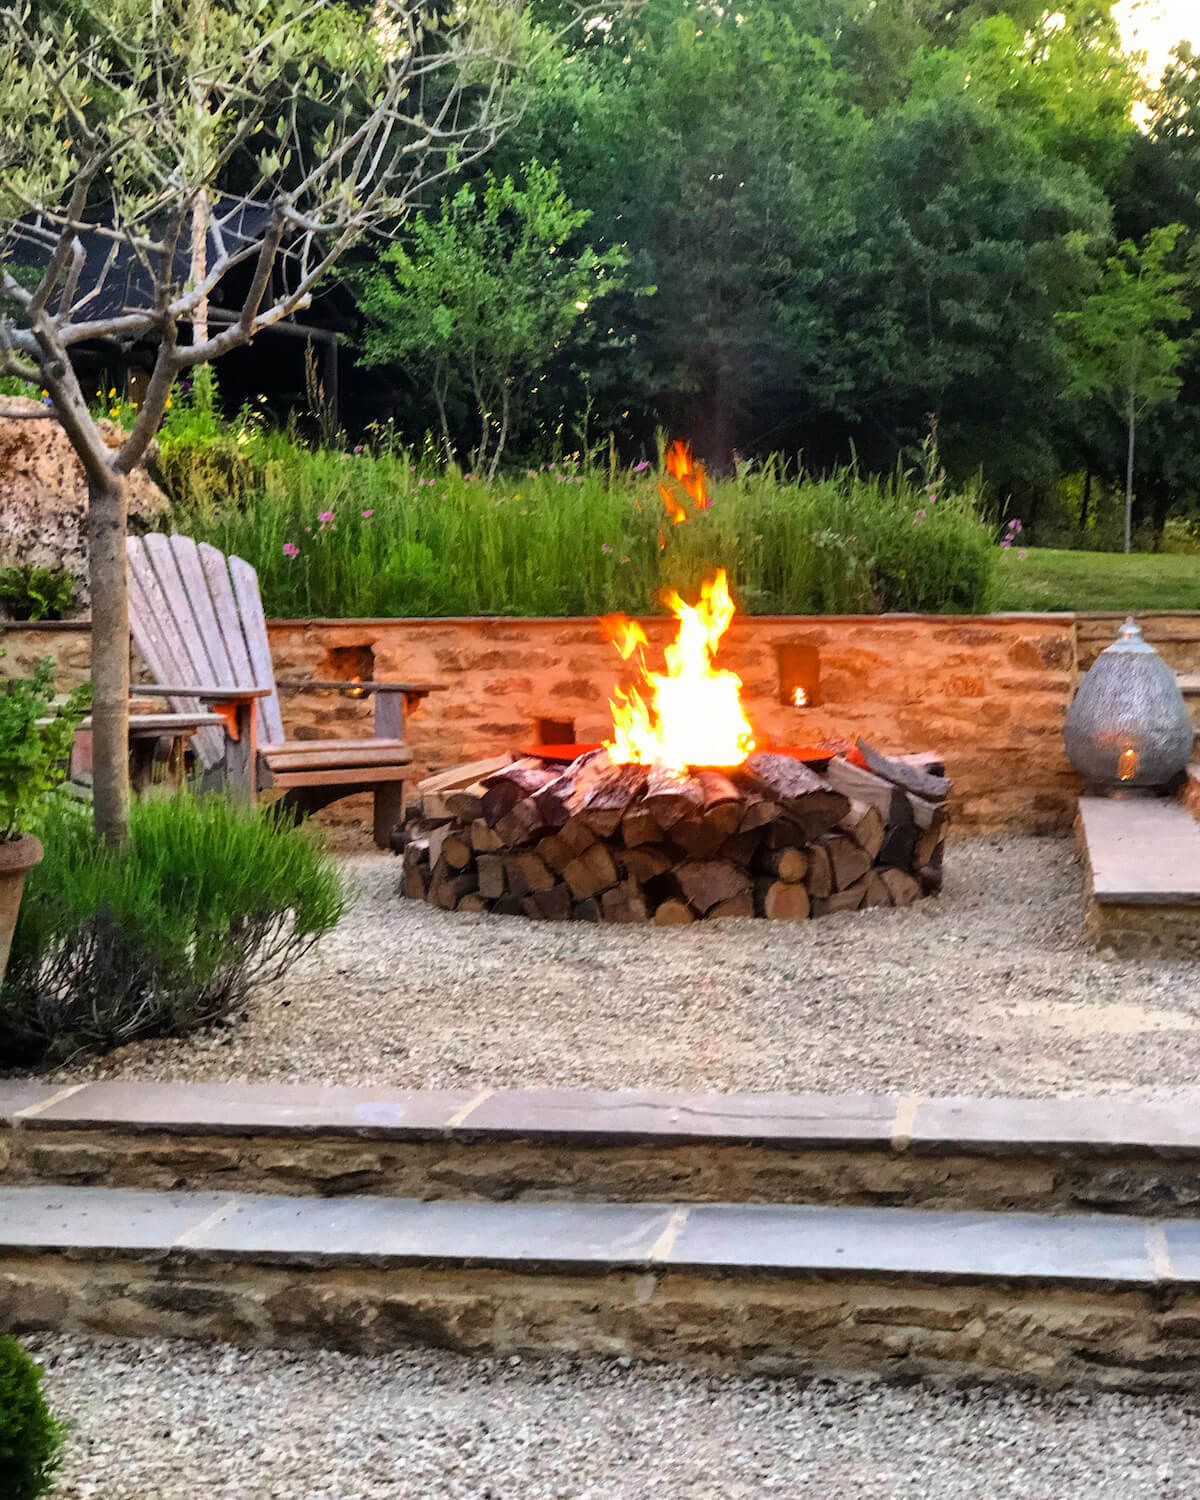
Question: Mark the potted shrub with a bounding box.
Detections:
[0,658,89,983]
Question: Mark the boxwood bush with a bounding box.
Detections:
[0,795,348,1067]
[0,1336,64,1500]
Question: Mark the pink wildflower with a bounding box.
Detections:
[318,510,334,523]
[1018,548,1028,561]
[913,508,927,526]
[601,543,614,555]
[282,542,299,559]
[633,460,651,473]
[362,509,374,519]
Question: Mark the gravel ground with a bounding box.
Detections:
[49,835,1200,1098]
[28,1332,1200,1499]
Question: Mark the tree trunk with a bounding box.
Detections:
[1125,399,1136,555]
[89,471,131,845]
[1079,469,1091,541]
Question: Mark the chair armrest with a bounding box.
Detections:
[274,680,444,696]
[136,684,274,701]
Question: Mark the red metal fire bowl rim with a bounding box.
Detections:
[521,744,834,768]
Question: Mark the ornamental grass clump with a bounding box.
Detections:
[0,1336,64,1500]
[0,794,348,1067]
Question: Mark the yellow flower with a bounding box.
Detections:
[108,387,116,398]
[165,398,172,409]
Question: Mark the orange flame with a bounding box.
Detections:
[604,570,754,769]
[1118,746,1138,782]
[346,675,367,698]
[665,439,710,509]
[659,483,688,526]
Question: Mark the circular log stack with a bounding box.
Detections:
[394,740,950,925]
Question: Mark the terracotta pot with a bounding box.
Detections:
[0,834,42,985]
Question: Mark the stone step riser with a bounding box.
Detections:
[6,1127,1200,1216]
[6,1250,1200,1391]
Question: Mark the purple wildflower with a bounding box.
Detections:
[633,460,651,473]
[601,543,614,555]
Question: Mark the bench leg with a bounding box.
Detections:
[373,781,406,849]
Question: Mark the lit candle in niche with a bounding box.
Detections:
[792,686,809,708]
[1118,746,1138,782]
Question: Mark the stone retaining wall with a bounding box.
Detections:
[3,1252,1199,1389]
[10,610,1200,836]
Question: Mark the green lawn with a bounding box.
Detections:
[996,547,1200,612]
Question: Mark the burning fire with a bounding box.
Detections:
[602,569,755,769]
[346,676,367,698]
[1118,745,1138,782]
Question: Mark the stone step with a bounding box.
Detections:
[7,1080,1200,1216]
[1077,794,1200,954]
[2,1184,1200,1387]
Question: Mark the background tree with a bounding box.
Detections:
[1057,223,1192,551]
[355,162,628,474]
[0,0,525,843]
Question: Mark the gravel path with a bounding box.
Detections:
[30,1332,1200,1499]
[51,836,1200,1098]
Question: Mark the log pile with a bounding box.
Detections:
[393,740,950,924]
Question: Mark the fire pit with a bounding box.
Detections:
[397,561,950,924]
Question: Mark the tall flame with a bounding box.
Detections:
[665,440,710,509]
[604,570,754,769]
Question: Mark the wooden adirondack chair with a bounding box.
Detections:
[126,533,441,845]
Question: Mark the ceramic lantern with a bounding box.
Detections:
[1064,617,1194,793]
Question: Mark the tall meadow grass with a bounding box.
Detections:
[158,423,996,619]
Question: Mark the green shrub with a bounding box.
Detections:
[160,424,996,618]
[0,659,90,839]
[0,564,80,622]
[0,1336,64,1500]
[0,794,348,1067]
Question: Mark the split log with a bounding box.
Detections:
[758,847,809,883]
[822,834,872,892]
[621,804,663,847]
[419,752,515,819]
[579,763,651,837]
[917,864,944,894]
[427,824,453,870]
[915,824,947,868]
[863,870,893,907]
[761,880,810,921]
[653,899,695,926]
[494,795,557,848]
[524,884,572,921]
[477,854,506,900]
[442,834,473,871]
[573,897,602,921]
[739,797,781,833]
[457,894,489,914]
[856,737,951,803]
[601,877,651,923]
[710,891,754,919]
[837,799,885,860]
[442,783,487,821]
[471,819,504,853]
[643,763,705,829]
[403,865,427,901]
[908,795,949,833]
[493,894,525,916]
[823,757,911,827]
[719,826,765,865]
[563,843,620,900]
[480,760,561,825]
[620,846,674,884]
[402,838,429,872]
[671,813,733,860]
[553,817,598,863]
[737,753,849,838]
[813,877,868,916]
[674,860,752,915]
[804,843,834,899]
[879,867,921,907]
[431,869,477,911]
[503,852,557,896]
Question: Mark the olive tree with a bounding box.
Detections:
[0,0,525,842]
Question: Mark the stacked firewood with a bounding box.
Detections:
[393,740,950,924]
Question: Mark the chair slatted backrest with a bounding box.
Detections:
[126,534,285,766]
